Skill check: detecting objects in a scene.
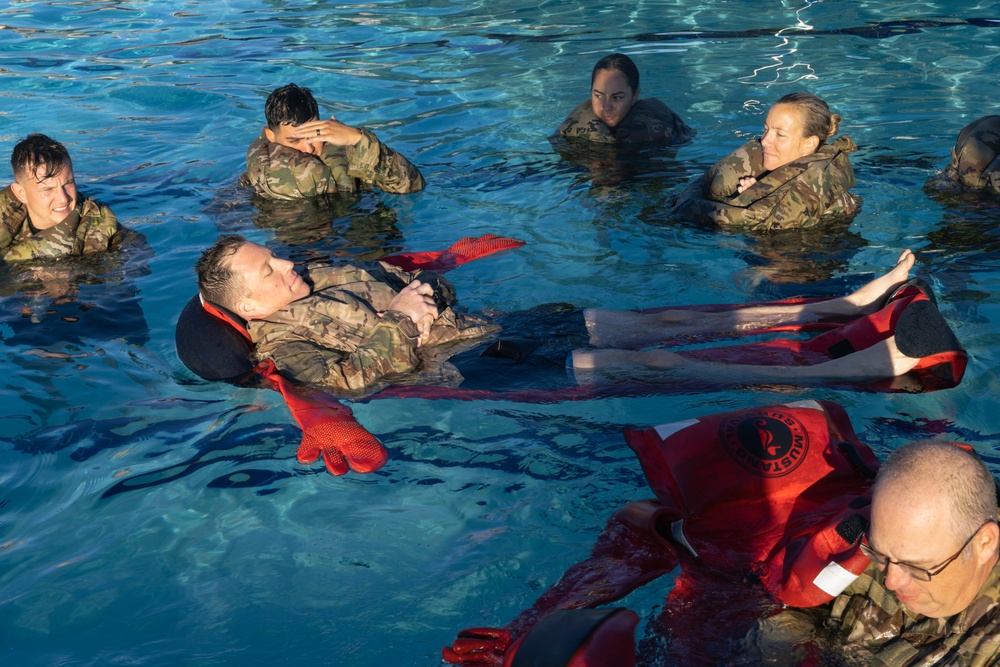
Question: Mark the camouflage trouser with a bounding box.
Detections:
[448,304,588,392]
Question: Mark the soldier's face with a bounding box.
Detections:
[760,104,820,171]
[229,242,311,320]
[591,68,638,129]
[870,492,998,618]
[265,120,323,156]
[11,160,78,231]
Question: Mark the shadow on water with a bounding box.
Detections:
[922,184,1000,266]
[482,16,1000,44]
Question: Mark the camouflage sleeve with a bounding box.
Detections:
[245,133,339,201]
[372,260,456,307]
[707,140,763,199]
[0,189,22,256]
[263,310,421,393]
[346,128,426,194]
[77,200,122,254]
[2,210,82,261]
[613,98,695,144]
[751,178,824,230]
[556,100,616,144]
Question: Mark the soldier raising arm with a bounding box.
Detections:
[241,83,425,201]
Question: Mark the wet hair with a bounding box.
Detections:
[591,53,640,93]
[264,84,320,130]
[873,441,998,545]
[775,92,841,145]
[196,234,251,311]
[10,133,72,182]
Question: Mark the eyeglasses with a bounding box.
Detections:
[861,519,996,582]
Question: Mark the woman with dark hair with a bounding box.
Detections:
[555,53,694,144]
[671,92,860,230]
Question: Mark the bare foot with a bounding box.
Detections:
[815,249,916,318]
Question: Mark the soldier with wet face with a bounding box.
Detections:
[0,133,121,262]
[555,53,694,145]
[241,83,426,201]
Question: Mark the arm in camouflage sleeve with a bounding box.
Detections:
[707,140,764,200]
[366,260,457,310]
[264,310,423,393]
[2,211,82,260]
[346,128,426,194]
[77,199,122,254]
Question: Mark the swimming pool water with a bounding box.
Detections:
[2,1,1000,664]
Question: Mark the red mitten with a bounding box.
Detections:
[257,360,388,476]
[293,413,388,476]
[382,234,525,273]
[442,627,512,666]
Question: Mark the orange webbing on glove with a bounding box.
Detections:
[257,359,387,476]
[381,234,525,273]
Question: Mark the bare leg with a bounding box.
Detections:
[584,250,916,348]
[571,337,918,384]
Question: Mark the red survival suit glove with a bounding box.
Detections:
[257,360,388,476]
[442,627,512,666]
[381,234,525,273]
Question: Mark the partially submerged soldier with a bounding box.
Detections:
[933,115,1000,195]
[749,440,1000,665]
[241,83,426,201]
[0,133,122,261]
[193,237,962,398]
[671,92,861,231]
[555,53,694,145]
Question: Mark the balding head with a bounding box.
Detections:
[873,441,997,543]
[868,441,999,618]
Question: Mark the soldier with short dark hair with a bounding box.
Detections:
[241,83,425,201]
[555,53,694,144]
[0,133,121,261]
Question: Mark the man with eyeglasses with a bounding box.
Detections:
[750,440,1000,665]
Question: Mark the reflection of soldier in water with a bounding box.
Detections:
[923,118,1000,266]
[211,183,405,265]
[0,234,151,349]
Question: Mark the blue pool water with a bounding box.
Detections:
[2,1,1000,664]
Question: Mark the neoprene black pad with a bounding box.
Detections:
[175,295,255,382]
[895,300,961,359]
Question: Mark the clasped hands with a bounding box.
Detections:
[383,280,440,345]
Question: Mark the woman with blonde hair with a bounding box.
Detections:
[672,92,860,230]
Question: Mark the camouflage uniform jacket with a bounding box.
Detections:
[671,136,862,230]
[824,557,1000,666]
[248,261,498,394]
[0,185,121,261]
[943,115,1000,194]
[243,128,425,201]
[556,98,695,144]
